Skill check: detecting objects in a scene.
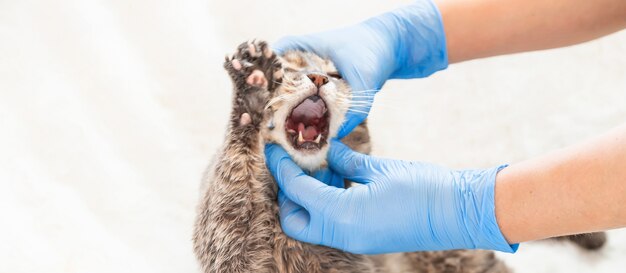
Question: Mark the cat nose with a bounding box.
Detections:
[307,74,329,88]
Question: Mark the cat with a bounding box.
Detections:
[192,40,604,273]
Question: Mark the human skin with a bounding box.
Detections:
[436,0,626,243]
[494,125,626,244]
[437,0,626,63]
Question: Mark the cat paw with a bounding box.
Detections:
[224,40,283,128]
[224,40,283,91]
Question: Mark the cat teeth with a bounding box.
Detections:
[298,131,305,144]
[314,134,321,144]
[296,131,322,145]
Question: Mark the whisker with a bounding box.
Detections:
[349,89,380,92]
[348,92,377,95]
[340,103,375,107]
[349,103,406,111]
[349,91,379,94]
[346,109,371,115]
[265,94,297,109]
[344,99,374,103]
[336,96,375,99]
[335,98,373,103]
[349,101,398,106]
[346,99,404,107]
[276,82,297,87]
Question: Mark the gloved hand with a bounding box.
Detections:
[272,0,448,138]
[265,141,518,254]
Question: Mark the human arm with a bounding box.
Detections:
[265,124,626,254]
[496,124,626,243]
[439,0,626,63]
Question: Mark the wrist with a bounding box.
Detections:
[459,165,519,253]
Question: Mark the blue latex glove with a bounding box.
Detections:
[265,141,518,254]
[273,0,448,138]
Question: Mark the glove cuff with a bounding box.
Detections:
[462,165,519,253]
[368,0,448,79]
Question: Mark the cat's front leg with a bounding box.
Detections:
[193,41,283,273]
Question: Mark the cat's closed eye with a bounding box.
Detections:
[327,72,342,79]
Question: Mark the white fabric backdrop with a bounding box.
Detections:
[1,0,625,272]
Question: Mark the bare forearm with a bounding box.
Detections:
[495,124,626,244]
[437,0,626,63]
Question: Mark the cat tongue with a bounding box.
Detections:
[303,125,318,140]
[291,96,326,125]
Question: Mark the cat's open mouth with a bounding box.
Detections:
[285,95,329,151]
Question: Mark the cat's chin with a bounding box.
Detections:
[286,144,330,172]
[267,132,333,172]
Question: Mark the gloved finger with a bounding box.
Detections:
[337,112,367,139]
[265,144,343,211]
[277,190,313,241]
[327,140,378,183]
[335,68,377,138]
[311,168,345,188]
[272,35,317,56]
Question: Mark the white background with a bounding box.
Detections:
[1,0,625,272]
